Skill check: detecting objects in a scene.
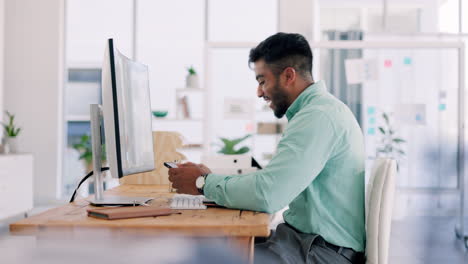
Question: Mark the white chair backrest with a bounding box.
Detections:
[365,158,397,264]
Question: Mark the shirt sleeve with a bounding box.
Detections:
[203,109,341,213]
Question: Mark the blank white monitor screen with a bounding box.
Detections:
[102,39,154,178]
[114,49,154,175]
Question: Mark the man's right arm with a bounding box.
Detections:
[203,110,340,213]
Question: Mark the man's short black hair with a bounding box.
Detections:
[248,32,313,79]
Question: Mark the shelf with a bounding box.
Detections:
[67,117,203,122]
[179,144,204,150]
[175,88,205,92]
[67,61,101,69]
[152,117,203,122]
[67,115,90,122]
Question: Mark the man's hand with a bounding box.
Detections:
[168,162,212,195]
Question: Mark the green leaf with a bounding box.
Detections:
[78,153,88,160]
[219,148,235,155]
[378,127,385,134]
[71,133,106,162]
[218,135,251,155]
[72,143,81,148]
[219,137,230,145]
[235,146,250,154]
[13,127,21,137]
[397,149,405,155]
[382,113,389,124]
[230,134,251,146]
[187,66,196,75]
[393,138,406,143]
[220,138,235,151]
[3,111,21,137]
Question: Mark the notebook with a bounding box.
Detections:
[87,206,179,220]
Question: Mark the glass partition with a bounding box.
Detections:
[314,45,461,190]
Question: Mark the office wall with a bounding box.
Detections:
[4,0,65,205]
[0,0,4,128]
[279,0,320,41]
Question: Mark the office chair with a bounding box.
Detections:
[365,158,397,264]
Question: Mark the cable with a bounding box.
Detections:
[69,167,110,203]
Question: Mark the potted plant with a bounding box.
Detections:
[1,111,21,154]
[376,112,406,163]
[186,65,199,88]
[376,111,407,220]
[72,134,106,173]
[217,134,251,155]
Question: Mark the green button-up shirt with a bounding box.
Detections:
[204,81,366,252]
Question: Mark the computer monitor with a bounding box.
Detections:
[87,39,154,206]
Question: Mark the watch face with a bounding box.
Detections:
[196,176,205,188]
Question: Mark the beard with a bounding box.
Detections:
[270,80,290,118]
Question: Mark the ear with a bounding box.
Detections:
[283,67,296,86]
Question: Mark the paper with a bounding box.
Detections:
[364,59,378,81]
[395,104,426,125]
[344,59,363,84]
[344,59,378,85]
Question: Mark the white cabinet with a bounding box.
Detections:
[0,154,33,220]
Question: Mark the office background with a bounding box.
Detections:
[1,0,468,263]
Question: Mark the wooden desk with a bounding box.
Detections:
[9,185,270,262]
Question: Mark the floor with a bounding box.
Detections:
[389,216,468,264]
[1,210,468,263]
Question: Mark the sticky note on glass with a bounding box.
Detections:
[367,107,376,115]
[367,128,376,135]
[384,59,392,68]
[403,57,412,65]
[245,123,254,132]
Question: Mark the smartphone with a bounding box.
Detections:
[164,162,179,169]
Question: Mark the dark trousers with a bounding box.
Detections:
[254,223,364,264]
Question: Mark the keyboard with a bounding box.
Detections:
[170,194,207,210]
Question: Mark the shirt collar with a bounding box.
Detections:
[285,80,327,121]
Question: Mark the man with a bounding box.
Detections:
[168,33,366,264]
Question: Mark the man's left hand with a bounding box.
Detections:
[167,162,211,195]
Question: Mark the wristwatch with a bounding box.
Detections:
[196,174,209,195]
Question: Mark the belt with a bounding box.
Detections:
[317,237,365,264]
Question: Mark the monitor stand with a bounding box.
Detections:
[87,104,152,206]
